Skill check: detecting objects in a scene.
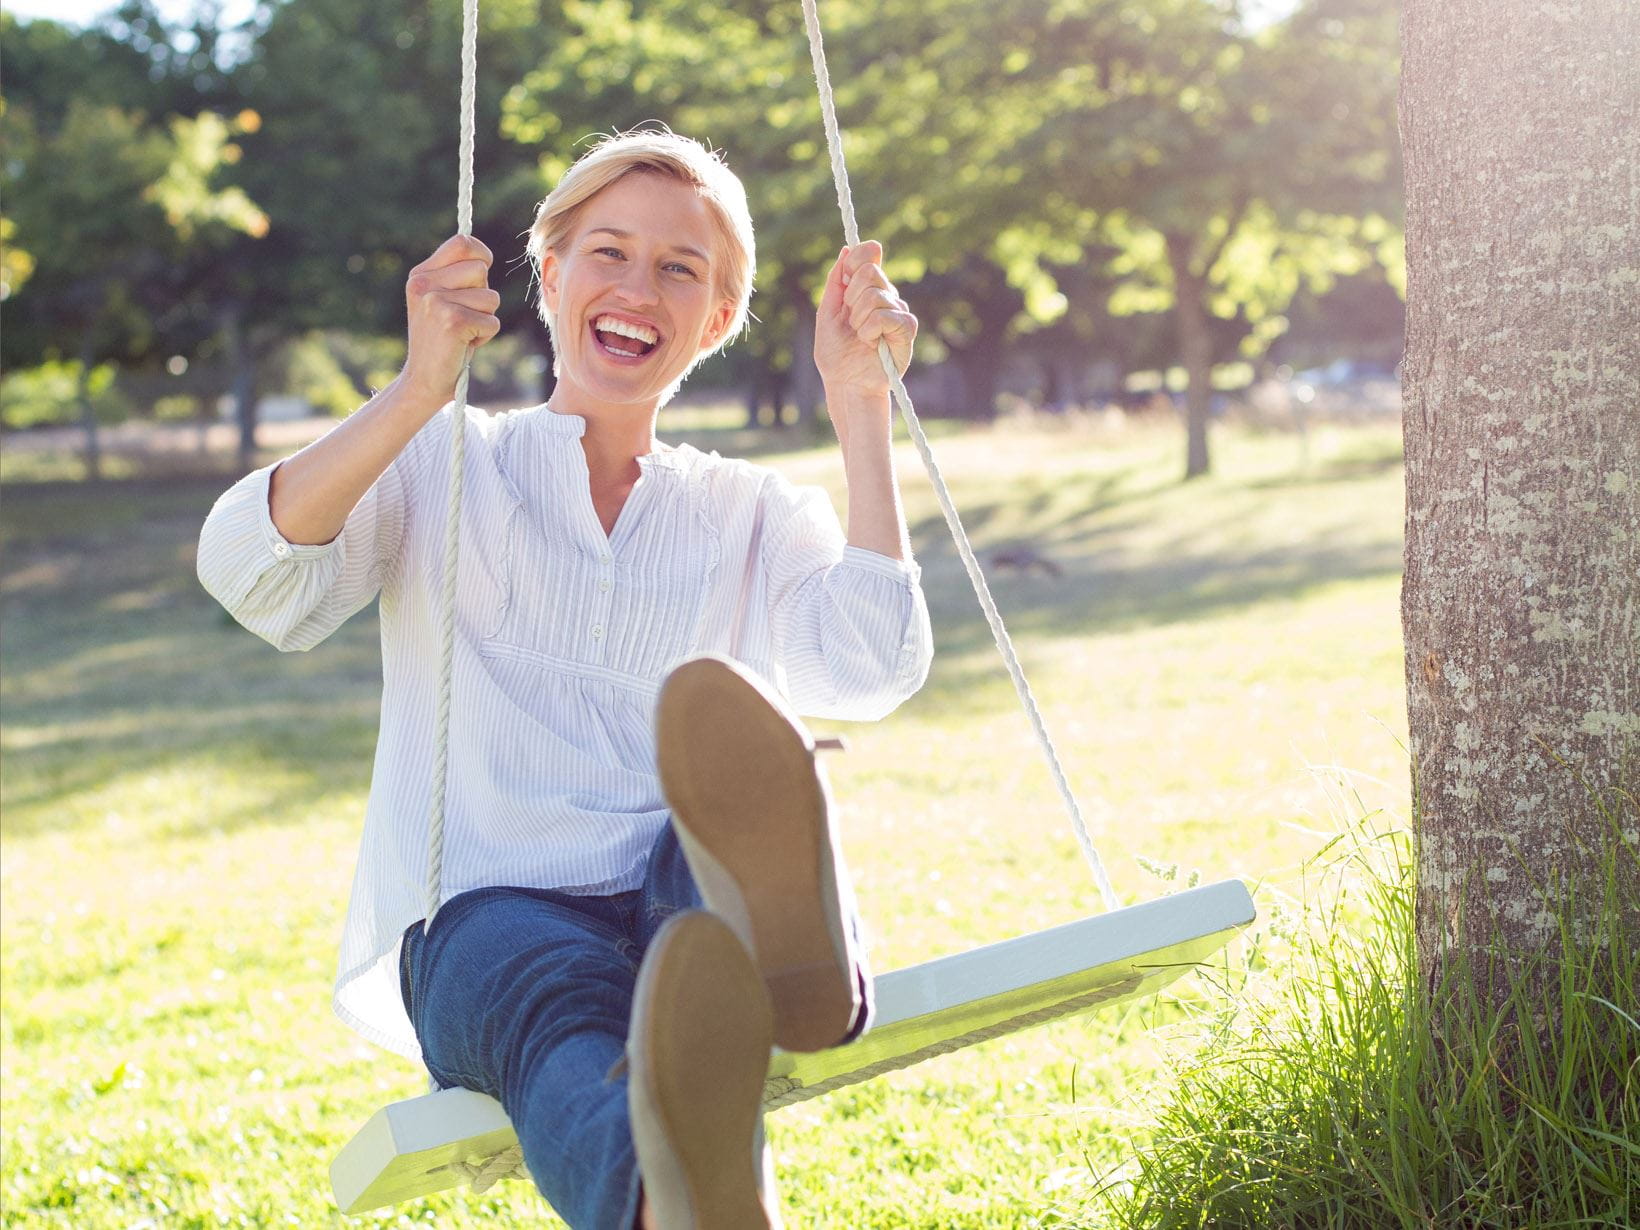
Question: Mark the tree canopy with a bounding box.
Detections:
[1,0,1403,471]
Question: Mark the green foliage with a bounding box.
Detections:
[1,74,269,375]
[268,332,371,418]
[0,359,130,430]
[0,214,35,302]
[1084,803,1639,1229]
[144,111,268,244]
[1,0,1406,447]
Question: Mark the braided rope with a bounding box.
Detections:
[424,0,481,929]
[448,1143,528,1192]
[798,0,1118,913]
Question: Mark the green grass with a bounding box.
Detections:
[1080,798,1639,1230]
[1,417,1410,1227]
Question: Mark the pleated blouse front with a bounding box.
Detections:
[196,404,932,1059]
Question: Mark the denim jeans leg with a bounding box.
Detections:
[402,886,644,1230]
[635,821,705,949]
[637,821,876,1043]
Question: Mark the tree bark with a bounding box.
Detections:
[223,302,260,472]
[1169,245,1213,480]
[787,270,822,431]
[1400,0,1639,1010]
[75,339,102,483]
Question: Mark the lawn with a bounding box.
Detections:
[0,412,1409,1227]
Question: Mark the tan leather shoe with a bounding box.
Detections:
[657,655,866,1053]
[628,911,776,1230]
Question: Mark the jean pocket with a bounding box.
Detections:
[399,922,420,1018]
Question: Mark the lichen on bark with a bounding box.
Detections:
[1399,0,1639,998]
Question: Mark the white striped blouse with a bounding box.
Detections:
[197,404,933,1060]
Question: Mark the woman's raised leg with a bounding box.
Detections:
[401,886,645,1230]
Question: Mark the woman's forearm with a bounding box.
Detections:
[270,233,500,546]
[829,386,909,562]
[268,373,447,545]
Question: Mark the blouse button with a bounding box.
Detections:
[272,541,291,559]
[591,624,604,640]
[598,578,611,593]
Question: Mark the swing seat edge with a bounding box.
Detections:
[329,879,1256,1211]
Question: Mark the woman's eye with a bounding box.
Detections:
[595,247,624,259]
[666,262,697,277]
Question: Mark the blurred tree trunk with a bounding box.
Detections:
[75,338,101,483]
[1401,0,1639,1019]
[787,269,821,431]
[949,342,1002,422]
[223,302,259,472]
[1166,221,1242,481]
[1170,254,1212,479]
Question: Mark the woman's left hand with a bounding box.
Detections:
[813,241,918,404]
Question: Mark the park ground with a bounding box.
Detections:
[0,410,1409,1227]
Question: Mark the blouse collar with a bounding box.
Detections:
[523,405,707,471]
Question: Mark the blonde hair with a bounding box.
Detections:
[526,129,756,356]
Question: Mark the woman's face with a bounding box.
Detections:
[539,172,735,412]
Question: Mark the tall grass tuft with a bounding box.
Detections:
[1078,788,1639,1230]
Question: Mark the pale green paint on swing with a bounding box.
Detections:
[331,880,1255,1212]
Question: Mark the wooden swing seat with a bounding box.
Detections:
[331,877,1254,1212]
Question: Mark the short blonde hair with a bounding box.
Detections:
[527,129,756,356]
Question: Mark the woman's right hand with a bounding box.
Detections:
[400,234,502,405]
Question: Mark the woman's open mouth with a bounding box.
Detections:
[591,314,661,362]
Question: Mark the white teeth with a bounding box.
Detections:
[593,315,659,346]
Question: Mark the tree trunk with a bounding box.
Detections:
[949,341,1002,422]
[787,271,822,431]
[75,340,101,483]
[223,303,259,472]
[1169,240,1213,480]
[1400,0,1639,1013]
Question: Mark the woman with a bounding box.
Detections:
[198,129,931,1229]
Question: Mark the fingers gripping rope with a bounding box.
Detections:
[798,0,1119,913]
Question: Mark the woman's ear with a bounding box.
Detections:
[539,248,562,316]
[699,298,735,353]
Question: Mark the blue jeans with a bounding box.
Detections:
[399,822,871,1230]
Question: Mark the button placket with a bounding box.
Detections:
[590,550,615,650]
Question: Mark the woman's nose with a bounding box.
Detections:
[614,261,660,306]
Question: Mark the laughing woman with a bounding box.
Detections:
[197,129,931,1230]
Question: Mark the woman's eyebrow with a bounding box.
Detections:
[585,226,711,266]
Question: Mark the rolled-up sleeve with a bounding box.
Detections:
[763,480,933,720]
[196,459,407,652]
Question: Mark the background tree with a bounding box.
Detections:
[2,0,1409,469]
[0,88,264,475]
[1400,0,1638,1016]
[216,0,565,458]
[1,9,266,470]
[1028,0,1402,476]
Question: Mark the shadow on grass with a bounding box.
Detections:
[2,442,1400,840]
[3,476,384,841]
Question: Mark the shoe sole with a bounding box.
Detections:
[657,656,859,1053]
[628,912,774,1230]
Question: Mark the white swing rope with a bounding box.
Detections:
[412,0,1120,1194]
[424,0,480,932]
[419,0,1125,1176]
[797,0,1118,913]
[424,0,530,1194]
